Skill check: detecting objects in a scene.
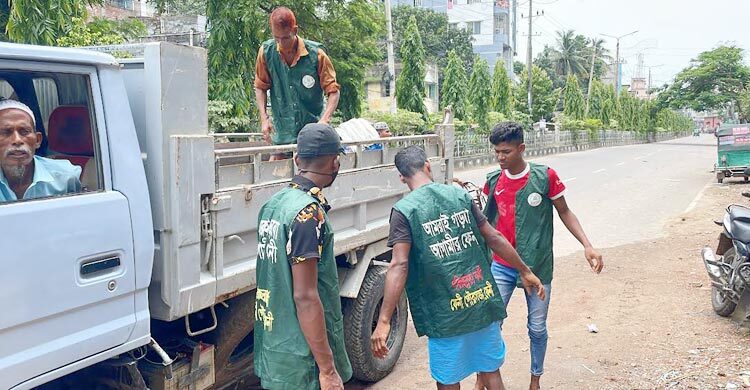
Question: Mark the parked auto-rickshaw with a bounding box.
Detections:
[715,124,750,183]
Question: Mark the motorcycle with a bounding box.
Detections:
[701,190,750,321]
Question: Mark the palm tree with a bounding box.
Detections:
[585,38,612,115]
[551,30,588,79]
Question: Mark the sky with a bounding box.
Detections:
[513,0,750,88]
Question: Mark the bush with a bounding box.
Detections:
[361,109,427,135]
[209,100,254,133]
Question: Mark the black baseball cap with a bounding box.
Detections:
[297,123,344,158]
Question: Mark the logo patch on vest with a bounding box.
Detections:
[527,192,543,207]
[302,75,316,89]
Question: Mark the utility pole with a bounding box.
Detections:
[385,0,397,113]
[646,64,663,99]
[601,30,638,97]
[526,0,533,116]
[512,0,518,56]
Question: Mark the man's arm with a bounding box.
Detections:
[317,49,340,124]
[552,196,604,273]
[291,260,339,378]
[319,90,340,124]
[254,47,274,144]
[478,221,546,300]
[371,241,410,358]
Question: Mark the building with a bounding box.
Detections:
[88,0,156,19]
[392,0,514,76]
[365,62,440,114]
[628,77,649,100]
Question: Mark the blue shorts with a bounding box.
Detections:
[427,321,506,385]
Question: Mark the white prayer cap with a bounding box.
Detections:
[0,99,36,126]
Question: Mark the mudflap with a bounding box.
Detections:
[731,289,750,325]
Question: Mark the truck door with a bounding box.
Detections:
[0,66,138,389]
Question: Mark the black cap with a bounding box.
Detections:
[297,123,343,158]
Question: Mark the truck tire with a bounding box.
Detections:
[712,248,737,317]
[343,266,408,382]
[208,290,260,389]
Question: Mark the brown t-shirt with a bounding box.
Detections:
[254,37,340,95]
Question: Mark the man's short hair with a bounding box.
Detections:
[489,121,524,146]
[394,146,427,178]
[270,7,297,30]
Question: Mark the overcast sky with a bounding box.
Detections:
[514,0,748,87]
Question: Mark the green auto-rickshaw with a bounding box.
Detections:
[715,124,750,183]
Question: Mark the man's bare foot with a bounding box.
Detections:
[473,373,485,390]
[529,375,541,390]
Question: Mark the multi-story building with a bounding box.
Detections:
[88,0,156,19]
[392,0,515,76]
[365,61,441,114]
[629,77,649,100]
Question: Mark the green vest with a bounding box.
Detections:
[254,186,352,390]
[263,38,325,145]
[394,183,506,339]
[484,163,555,286]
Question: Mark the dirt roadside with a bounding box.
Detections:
[358,181,750,390]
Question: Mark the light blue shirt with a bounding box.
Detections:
[0,156,82,202]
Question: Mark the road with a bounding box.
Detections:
[366,134,723,389]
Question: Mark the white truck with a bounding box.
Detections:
[0,42,455,389]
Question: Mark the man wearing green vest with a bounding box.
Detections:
[478,121,604,390]
[254,123,351,390]
[254,6,340,160]
[371,146,545,390]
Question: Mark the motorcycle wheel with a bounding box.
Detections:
[711,248,738,317]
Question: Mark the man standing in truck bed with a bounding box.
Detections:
[254,123,351,390]
[254,6,340,160]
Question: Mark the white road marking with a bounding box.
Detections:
[593,169,607,174]
[633,156,646,160]
[684,181,711,213]
[616,162,626,166]
[563,177,577,183]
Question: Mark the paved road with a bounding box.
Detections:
[454,134,716,257]
[368,134,718,389]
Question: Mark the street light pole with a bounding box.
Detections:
[527,0,533,116]
[601,30,638,97]
[385,0,397,113]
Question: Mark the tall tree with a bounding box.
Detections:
[562,74,585,120]
[491,59,513,116]
[392,6,474,75]
[588,81,606,121]
[514,65,558,121]
[584,38,610,114]
[3,0,103,45]
[551,30,588,79]
[396,15,427,118]
[658,45,750,113]
[467,57,492,129]
[441,49,468,120]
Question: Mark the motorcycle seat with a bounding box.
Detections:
[729,205,750,243]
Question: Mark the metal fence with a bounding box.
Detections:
[454,129,691,170]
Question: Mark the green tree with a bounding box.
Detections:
[513,61,526,76]
[587,81,606,120]
[562,74,585,120]
[57,17,147,47]
[396,15,427,118]
[514,65,558,120]
[601,98,615,126]
[3,0,102,45]
[467,57,492,129]
[534,45,564,89]
[551,30,588,79]
[658,45,750,113]
[441,49,468,120]
[491,59,513,116]
[738,87,750,123]
[392,6,474,73]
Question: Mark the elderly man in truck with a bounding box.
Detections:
[0,99,81,202]
[254,7,340,161]
[254,123,351,390]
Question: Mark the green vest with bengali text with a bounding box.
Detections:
[254,186,352,390]
[393,182,506,339]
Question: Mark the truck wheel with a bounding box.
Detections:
[343,266,408,382]
[208,291,260,389]
[712,249,737,317]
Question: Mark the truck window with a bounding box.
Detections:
[0,71,101,203]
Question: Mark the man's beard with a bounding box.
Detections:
[3,145,32,179]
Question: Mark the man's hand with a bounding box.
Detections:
[371,320,391,359]
[261,119,274,144]
[318,118,330,125]
[519,271,546,301]
[585,247,604,274]
[319,368,344,390]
